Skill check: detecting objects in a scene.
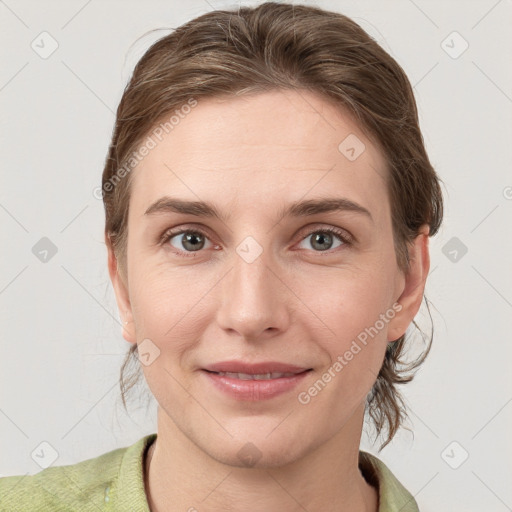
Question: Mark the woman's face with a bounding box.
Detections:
[109,89,427,467]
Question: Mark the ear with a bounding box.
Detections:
[106,233,136,345]
[387,225,430,342]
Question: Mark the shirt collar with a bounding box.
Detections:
[114,433,155,510]
[359,450,419,511]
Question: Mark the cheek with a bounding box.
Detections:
[298,263,396,337]
[297,265,395,390]
[128,265,211,361]
[129,260,195,324]
[128,269,202,411]
[295,274,392,418]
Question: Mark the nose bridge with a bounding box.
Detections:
[217,237,289,339]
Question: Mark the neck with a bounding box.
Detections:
[144,404,378,512]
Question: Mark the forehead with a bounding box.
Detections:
[129,89,390,224]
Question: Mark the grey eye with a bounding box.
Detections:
[298,231,344,252]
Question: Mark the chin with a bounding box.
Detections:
[203,426,308,469]
[213,444,300,470]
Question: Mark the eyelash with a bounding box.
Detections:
[158,225,354,258]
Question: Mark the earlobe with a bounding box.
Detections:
[106,234,136,345]
[121,315,136,345]
[387,225,430,342]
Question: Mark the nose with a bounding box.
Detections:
[216,245,291,342]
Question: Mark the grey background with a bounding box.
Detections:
[1,0,511,510]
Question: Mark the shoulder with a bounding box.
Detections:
[0,434,156,512]
[359,450,419,512]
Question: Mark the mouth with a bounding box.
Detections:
[202,360,312,375]
[201,367,313,401]
[203,369,312,380]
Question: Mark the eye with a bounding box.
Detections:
[297,227,352,253]
[160,228,215,257]
[159,225,353,258]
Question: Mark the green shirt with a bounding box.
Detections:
[0,433,419,511]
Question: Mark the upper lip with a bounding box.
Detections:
[203,360,312,374]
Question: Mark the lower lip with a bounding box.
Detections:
[201,370,312,401]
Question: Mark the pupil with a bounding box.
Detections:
[184,233,203,251]
[313,233,331,251]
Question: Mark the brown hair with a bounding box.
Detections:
[102,1,443,450]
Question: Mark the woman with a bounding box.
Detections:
[0,2,442,511]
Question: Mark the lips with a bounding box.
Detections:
[203,360,311,375]
[201,360,313,400]
[212,371,299,380]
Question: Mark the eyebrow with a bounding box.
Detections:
[144,196,373,222]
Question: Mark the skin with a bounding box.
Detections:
[107,89,430,512]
